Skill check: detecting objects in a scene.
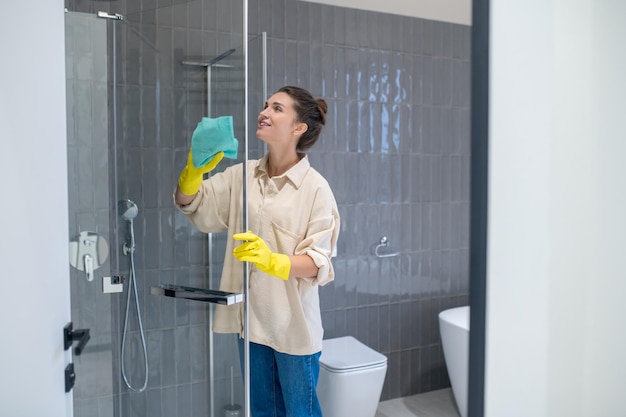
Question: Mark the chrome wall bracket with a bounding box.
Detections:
[97,11,124,20]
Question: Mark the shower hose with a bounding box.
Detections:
[120,220,149,392]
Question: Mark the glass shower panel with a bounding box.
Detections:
[111,14,163,416]
[111,3,248,416]
[65,10,116,416]
[179,36,248,417]
[65,0,257,416]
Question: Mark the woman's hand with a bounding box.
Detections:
[233,231,291,280]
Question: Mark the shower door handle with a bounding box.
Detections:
[65,363,76,393]
[63,322,91,356]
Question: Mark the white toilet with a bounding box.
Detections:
[317,336,388,417]
[439,306,470,417]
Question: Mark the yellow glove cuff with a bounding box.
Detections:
[177,150,224,195]
[178,165,202,195]
[263,253,291,280]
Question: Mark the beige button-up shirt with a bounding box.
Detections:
[177,155,340,355]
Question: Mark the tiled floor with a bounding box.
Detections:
[375,388,461,417]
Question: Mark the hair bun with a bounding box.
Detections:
[316,98,328,124]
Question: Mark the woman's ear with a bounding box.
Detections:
[294,122,308,135]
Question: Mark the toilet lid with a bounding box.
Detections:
[320,336,387,372]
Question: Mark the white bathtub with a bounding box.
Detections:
[438,306,470,417]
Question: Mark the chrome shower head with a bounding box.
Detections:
[119,199,138,221]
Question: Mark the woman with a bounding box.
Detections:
[175,86,340,417]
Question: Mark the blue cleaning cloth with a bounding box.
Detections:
[191,116,239,168]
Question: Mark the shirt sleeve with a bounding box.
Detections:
[173,165,241,234]
[293,185,340,286]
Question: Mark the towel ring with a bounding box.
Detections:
[374,236,399,258]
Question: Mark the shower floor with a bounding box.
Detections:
[375,388,461,417]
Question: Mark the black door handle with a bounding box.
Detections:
[65,363,76,392]
[63,322,90,355]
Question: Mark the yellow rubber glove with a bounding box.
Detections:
[178,149,224,195]
[233,231,291,280]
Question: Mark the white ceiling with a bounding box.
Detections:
[304,0,472,25]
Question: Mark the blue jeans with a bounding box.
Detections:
[239,339,322,417]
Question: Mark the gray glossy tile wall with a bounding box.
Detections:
[250,0,471,401]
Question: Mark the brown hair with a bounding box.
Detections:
[277,86,328,154]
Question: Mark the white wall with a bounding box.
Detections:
[2,1,625,416]
[487,0,626,416]
[304,0,472,25]
[0,1,72,416]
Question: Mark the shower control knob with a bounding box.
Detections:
[112,275,125,284]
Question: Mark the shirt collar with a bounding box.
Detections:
[255,154,310,189]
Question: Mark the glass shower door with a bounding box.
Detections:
[65,11,116,415]
[151,34,249,417]
[64,3,264,416]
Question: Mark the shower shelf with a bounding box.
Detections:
[150,284,243,305]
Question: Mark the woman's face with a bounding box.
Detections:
[256,92,305,146]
